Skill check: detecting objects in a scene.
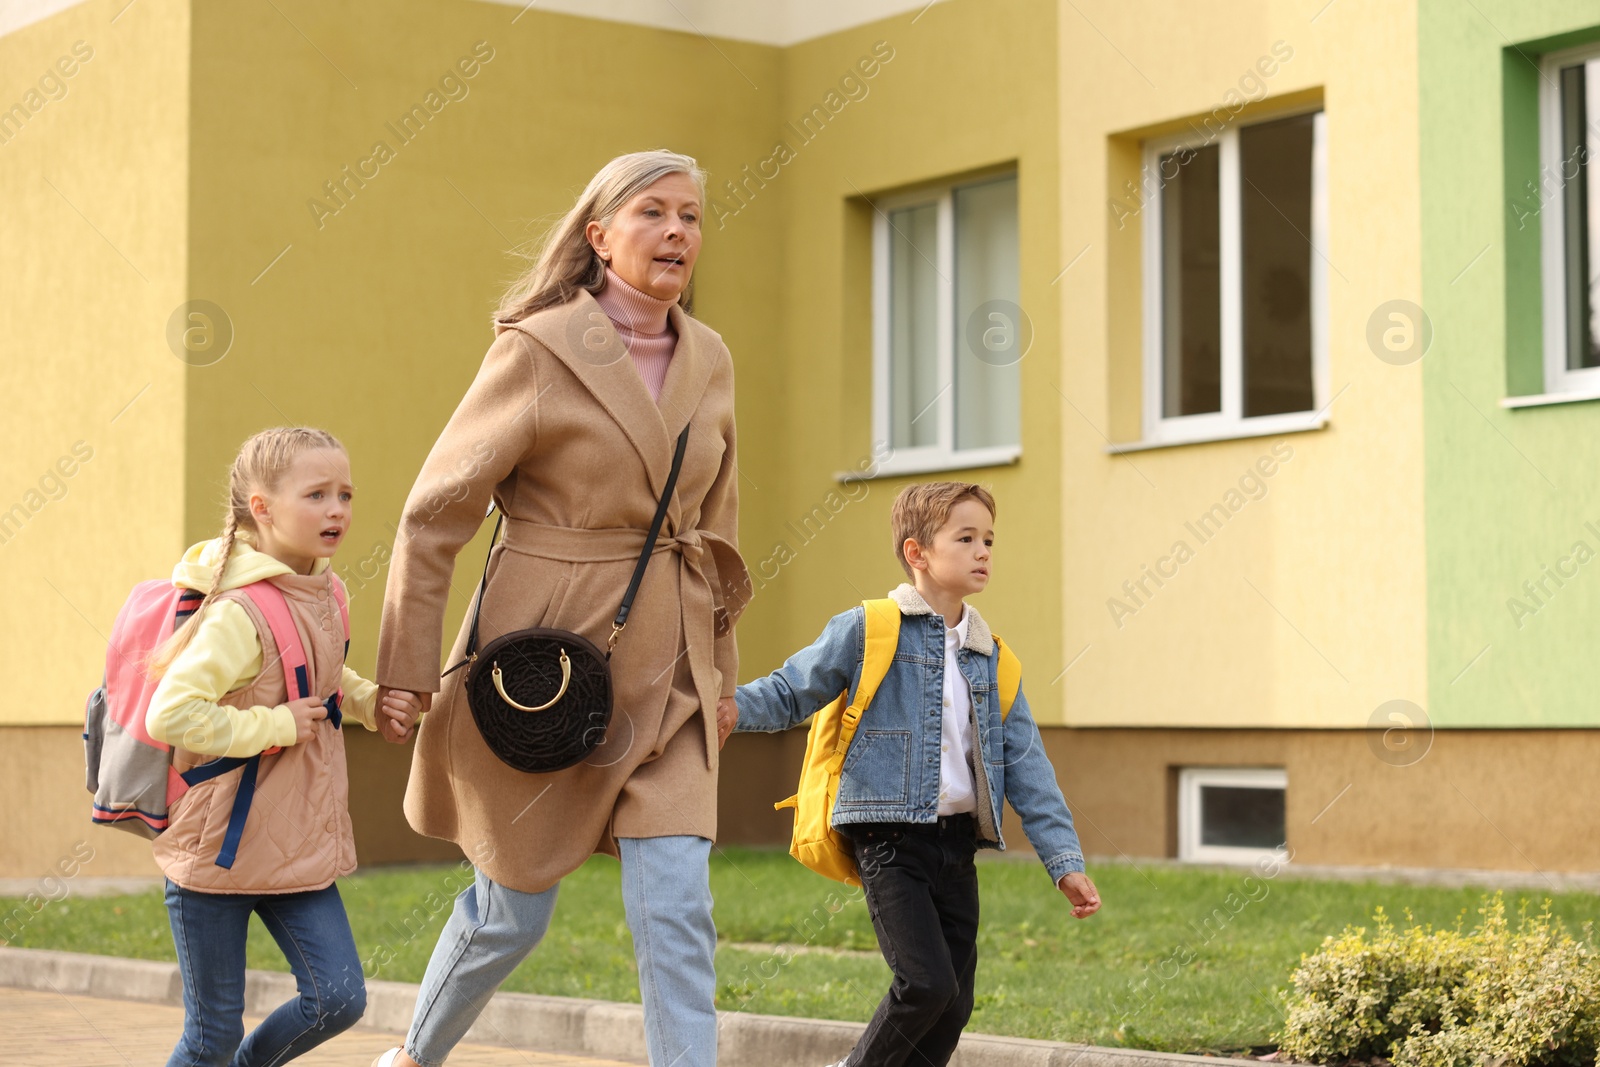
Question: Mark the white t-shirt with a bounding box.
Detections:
[938,604,978,815]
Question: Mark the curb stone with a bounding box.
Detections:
[0,946,1258,1067]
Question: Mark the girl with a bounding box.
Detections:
[144,426,421,1067]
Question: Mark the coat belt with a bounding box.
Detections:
[500,520,752,767]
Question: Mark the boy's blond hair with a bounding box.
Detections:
[890,482,998,579]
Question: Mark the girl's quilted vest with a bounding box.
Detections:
[153,569,357,894]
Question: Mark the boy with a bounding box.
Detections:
[734,482,1101,1067]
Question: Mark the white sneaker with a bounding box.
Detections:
[371,1050,402,1067]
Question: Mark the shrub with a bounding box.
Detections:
[1277,895,1600,1067]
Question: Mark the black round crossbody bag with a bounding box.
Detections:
[442,425,690,773]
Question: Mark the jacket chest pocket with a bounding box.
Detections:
[838,730,911,807]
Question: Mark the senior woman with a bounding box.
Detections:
[371,150,750,1067]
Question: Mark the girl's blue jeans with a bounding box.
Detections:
[406,835,717,1067]
[163,879,366,1067]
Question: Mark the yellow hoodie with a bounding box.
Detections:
[145,534,379,757]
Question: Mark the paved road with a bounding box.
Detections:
[0,986,644,1067]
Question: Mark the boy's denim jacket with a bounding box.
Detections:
[734,583,1085,883]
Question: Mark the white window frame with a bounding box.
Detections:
[1177,766,1288,865]
[870,176,1024,479]
[1538,42,1600,402]
[1138,106,1329,448]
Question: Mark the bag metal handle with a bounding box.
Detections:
[492,649,571,712]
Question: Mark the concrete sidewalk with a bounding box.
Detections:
[0,946,1255,1067]
[0,985,641,1066]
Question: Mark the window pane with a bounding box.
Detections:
[954,176,1021,450]
[1561,61,1600,371]
[1240,113,1316,416]
[1199,785,1286,849]
[889,202,941,449]
[1161,145,1222,417]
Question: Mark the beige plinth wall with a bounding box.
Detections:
[5,727,461,879]
[720,728,1599,875]
[1019,728,1597,873]
[12,723,1591,879]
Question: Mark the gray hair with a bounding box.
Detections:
[497,149,707,323]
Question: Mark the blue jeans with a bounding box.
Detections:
[164,880,366,1067]
[406,835,717,1067]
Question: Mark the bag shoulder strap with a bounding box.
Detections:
[994,633,1022,720]
[451,424,691,673]
[835,599,901,755]
[238,582,312,701]
[179,581,313,871]
[614,424,692,635]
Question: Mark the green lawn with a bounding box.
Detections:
[4,848,1595,1055]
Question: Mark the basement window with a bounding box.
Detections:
[1177,767,1287,863]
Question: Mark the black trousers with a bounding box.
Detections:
[844,814,981,1067]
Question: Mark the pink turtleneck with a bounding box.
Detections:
[593,267,678,403]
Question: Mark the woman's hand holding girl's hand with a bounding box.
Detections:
[287,696,328,744]
[715,696,738,749]
[376,687,429,744]
[1057,872,1102,919]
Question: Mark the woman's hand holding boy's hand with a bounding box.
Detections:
[716,696,738,749]
[1058,872,1101,918]
[287,696,328,744]
[376,686,430,744]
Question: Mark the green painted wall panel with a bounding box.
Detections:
[1422,0,1600,727]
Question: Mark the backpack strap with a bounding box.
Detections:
[179,751,260,869]
[994,633,1022,720]
[834,599,902,758]
[241,583,312,703]
[181,580,330,871]
[237,580,345,724]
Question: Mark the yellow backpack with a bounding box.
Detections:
[774,597,1024,885]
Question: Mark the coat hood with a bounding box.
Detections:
[172,531,330,593]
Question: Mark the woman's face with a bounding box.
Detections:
[587,172,703,302]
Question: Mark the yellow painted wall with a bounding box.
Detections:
[743,0,1064,708]
[180,0,790,691]
[2,0,1431,879]
[1058,0,1426,728]
[0,0,192,876]
[3,0,1060,733]
[2,0,794,876]
[178,0,1065,719]
[1,0,190,725]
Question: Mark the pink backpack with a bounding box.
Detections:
[83,577,348,869]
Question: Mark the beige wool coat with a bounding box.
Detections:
[376,291,751,893]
